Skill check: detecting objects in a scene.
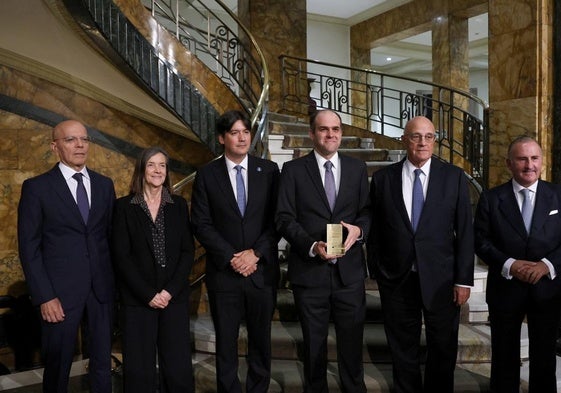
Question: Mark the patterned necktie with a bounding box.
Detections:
[324,161,336,211]
[411,169,424,232]
[234,165,246,216]
[520,188,532,234]
[72,173,89,223]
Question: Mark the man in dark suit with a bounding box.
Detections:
[474,136,561,393]
[191,110,280,393]
[18,120,116,393]
[275,109,370,393]
[367,116,474,393]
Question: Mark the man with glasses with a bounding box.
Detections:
[367,115,474,393]
[18,120,116,393]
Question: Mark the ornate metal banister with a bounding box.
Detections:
[280,55,489,188]
[145,0,270,157]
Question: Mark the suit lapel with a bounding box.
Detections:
[211,156,242,217]
[498,181,528,238]
[389,160,413,232]
[531,180,553,234]
[304,152,332,212]
[48,166,85,224]
[245,156,263,217]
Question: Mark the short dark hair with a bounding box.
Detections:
[507,135,541,159]
[216,110,251,136]
[309,109,342,130]
[129,146,172,195]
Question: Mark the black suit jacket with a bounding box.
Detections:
[275,152,371,287]
[474,179,561,311]
[367,158,474,310]
[191,155,280,291]
[18,164,115,308]
[111,193,194,306]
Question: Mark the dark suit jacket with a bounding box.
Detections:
[474,179,561,310]
[111,193,194,306]
[190,155,280,291]
[18,164,115,308]
[367,158,474,310]
[275,152,371,287]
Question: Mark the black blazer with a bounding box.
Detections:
[111,193,194,306]
[474,179,561,311]
[367,158,474,310]
[18,164,116,308]
[275,152,371,287]
[190,155,280,291]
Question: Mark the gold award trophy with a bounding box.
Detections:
[326,224,346,256]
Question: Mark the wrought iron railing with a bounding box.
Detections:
[144,0,270,156]
[280,55,489,188]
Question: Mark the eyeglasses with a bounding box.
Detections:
[405,133,436,143]
[53,136,91,144]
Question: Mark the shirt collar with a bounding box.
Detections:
[224,154,249,172]
[404,158,431,177]
[58,162,89,181]
[314,150,339,169]
[512,179,538,193]
[131,187,174,205]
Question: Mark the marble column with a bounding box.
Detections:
[488,0,554,185]
[238,0,307,113]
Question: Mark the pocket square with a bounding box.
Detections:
[549,209,559,215]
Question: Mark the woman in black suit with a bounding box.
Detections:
[112,146,194,393]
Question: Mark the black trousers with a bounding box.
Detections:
[378,272,460,393]
[121,302,194,393]
[208,280,274,393]
[292,266,366,393]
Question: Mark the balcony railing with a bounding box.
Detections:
[280,55,489,188]
[144,0,270,156]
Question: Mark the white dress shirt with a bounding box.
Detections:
[224,155,249,204]
[58,162,91,207]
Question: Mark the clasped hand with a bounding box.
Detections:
[511,260,549,284]
[231,249,259,277]
[149,289,172,309]
[314,221,361,260]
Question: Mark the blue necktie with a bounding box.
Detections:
[235,165,246,216]
[520,188,532,234]
[73,173,89,223]
[411,169,424,232]
[324,161,336,211]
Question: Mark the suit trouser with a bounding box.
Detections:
[489,295,561,393]
[208,280,274,393]
[378,272,459,393]
[41,290,113,393]
[121,302,194,393]
[292,266,366,393]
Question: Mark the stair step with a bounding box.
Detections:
[269,120,309,135]
[193,354,493,393]
[283,134,362,149]
[191,315,511,364]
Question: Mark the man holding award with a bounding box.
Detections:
[276,109,371,393]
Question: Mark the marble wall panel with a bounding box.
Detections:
[0,66,213,296]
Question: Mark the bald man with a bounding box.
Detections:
[18,120,116,393]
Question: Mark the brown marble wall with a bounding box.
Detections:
[488,0,554,185]
[238,0,307,113]
[351,0,554,187]
[0,65,214,298]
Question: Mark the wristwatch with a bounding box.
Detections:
[253,249,263,259]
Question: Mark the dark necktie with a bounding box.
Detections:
[235,165,246,216]
[520,188,532,234]
[411,169,424,232]
[73,173,89,223]
[324,161,336,211]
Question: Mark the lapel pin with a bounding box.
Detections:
[257,167,262,172]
